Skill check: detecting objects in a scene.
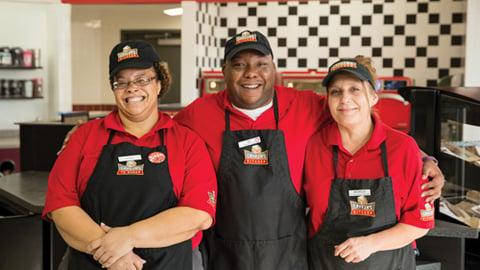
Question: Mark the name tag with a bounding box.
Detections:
[118,154,142,162]
[238,136,261,149]
[349,189,371,197]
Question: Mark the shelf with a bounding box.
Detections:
[0,66,42,70]
[440,141,480,167]
[0,97,43,100]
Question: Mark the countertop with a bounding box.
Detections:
[0,171,478,240]
[0,129,19,149]
[428,219,478,239]
[0,171,48,214]
[0,137,19,149]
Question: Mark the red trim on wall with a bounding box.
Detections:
[61,0,292,4]
[62,0,181,3]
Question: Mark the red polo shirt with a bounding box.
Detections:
[42,111,217,248]
[304,115,435,238]
[174,85,329,194]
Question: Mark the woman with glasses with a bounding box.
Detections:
[304,56,434,270]
[42,40,217,270]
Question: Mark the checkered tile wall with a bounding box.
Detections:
[195,0,466,88]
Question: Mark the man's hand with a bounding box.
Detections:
[421,159,445,202]
[56,119,83,155]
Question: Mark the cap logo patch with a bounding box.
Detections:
[236,31,257,45]
[117,46,139,62]
[330,61,358,72]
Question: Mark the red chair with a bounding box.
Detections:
[375,90,411,134]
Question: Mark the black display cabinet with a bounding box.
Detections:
[399,86,480,270]
[18,121,76,171]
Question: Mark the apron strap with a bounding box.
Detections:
[225,109,231,131]
[273,90,279,129]
[333,145,339,180]
[159,129,165,146]
[107,130,116,144]
[332,140,389,178]
[380,141,389,177]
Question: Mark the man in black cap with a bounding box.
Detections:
[174,30,445,270]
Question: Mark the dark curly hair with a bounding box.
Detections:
[153,61,172,98]
[109,61,172,98]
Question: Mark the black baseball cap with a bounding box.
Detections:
[224,30,273,62]
[322,59,375,89]
[109,40,160,78]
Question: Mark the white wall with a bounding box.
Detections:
[71,4,181,105]
[464,0,480,87]
[181,1,198,105]
[0,1,71,130]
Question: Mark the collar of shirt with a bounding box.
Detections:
[231,101,273,120]
[220,85,298,121]
[325,114,388,153]
[104,110,174,135]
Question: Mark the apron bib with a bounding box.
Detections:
[68,130,192,270]
[308,142,415,270]
[203,93,308,270]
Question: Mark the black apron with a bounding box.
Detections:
[67,129,192,270]
[203,93,308,270]
[308,142,415,270]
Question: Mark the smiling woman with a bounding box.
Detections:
[304,56,434,270]
[42,39,217,270]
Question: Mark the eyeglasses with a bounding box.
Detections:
[112,76,157,90]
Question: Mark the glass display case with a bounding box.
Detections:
[398,86,480,269]
[398,86,480,191]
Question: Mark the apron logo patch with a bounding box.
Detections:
[148,151,165,164]
[243,145,268,165]
[420,202,435,221]
[117,160,144,175]
[207,191,216,209]
[350,196,376,217]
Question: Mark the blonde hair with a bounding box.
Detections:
[353,55,377,92]
[354,55,379,117]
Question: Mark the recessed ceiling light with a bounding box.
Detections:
[163,8,183,16]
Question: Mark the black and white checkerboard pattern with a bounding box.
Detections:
[195,0,466,88]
